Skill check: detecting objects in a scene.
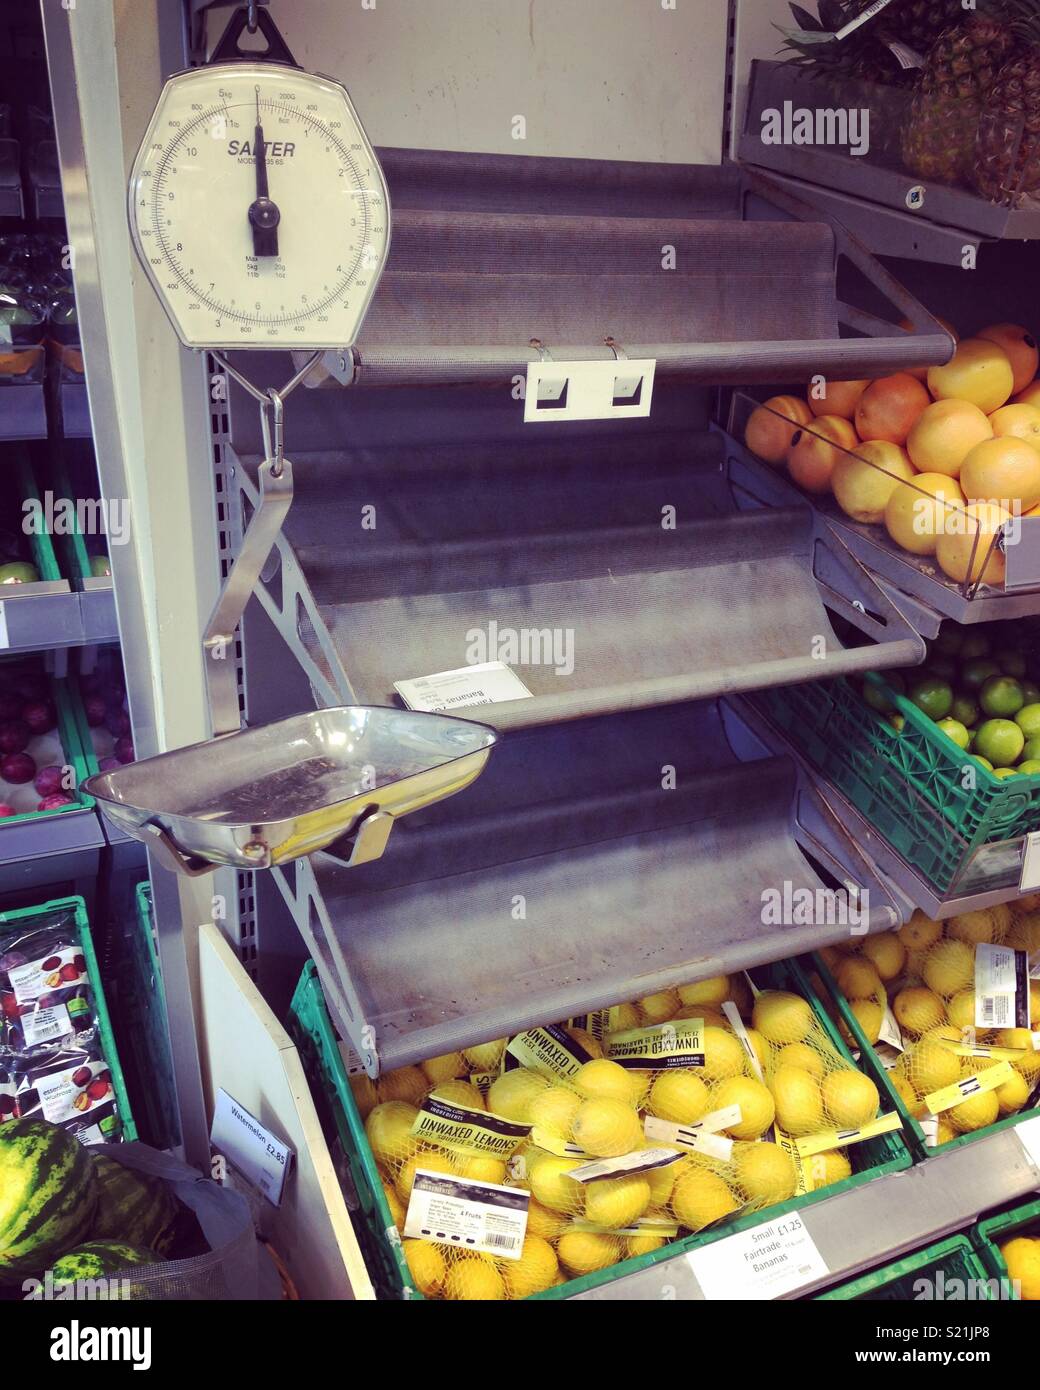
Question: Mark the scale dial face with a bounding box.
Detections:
[128,61,390,350]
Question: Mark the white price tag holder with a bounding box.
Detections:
[1017,1113,1040,1174]
[394,661,532,713]
[524,356,655,423]
[210,1088,294,1206]
[1020,832,1040,893]
[686,1210,828,1300]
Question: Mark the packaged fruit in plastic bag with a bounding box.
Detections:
[0,920,97,1064]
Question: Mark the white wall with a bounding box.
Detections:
[255,0,729,165]
[732,0,790,156]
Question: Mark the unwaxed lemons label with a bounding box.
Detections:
[568,1010,612,1042]
[924,1060,1013,1116]
[411,1096,531,1156]
[605,1019,704,1070]
[506,1024,593,1079]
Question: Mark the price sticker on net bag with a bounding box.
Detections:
[975,944,1030,1030]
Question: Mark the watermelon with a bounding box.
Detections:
[51,1240,157,1283]
[0,1117,98,1279]
[90,1153,178,1255]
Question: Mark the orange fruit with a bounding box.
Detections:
[808,378,870,420]
[928,339,1015,414]
[977,323,1039,396]
[935,501,1010,586]
[899,315,959,381]
[959,436,1040,513]
[989,402,1040,449]
[745,396,813,465]
[1014,379,1040,409]
[884,471,967,555]
[786,415,858,494]
[855,373,931,445]
[833,440,915,523]
[906,399,993,477]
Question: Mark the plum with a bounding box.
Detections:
[1,752,35,784]
[37,794,73,811]
[71,1066,92,1087]
[22,701,55,735]
[0,721,29,755]
[15,675,47,700]
[105,708,131,737]
[33,766,65,798]
[98,756,120,772]
[83,695,107,727]
[114,737,134,764]
[0,695,20,721]
[0,804,16,818]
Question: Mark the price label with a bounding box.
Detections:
[403,1170,529,1259]
[1021,832,1040,893]
[394,661,532,713]
[687,1212,828,1300]
[210,1088,294,1206]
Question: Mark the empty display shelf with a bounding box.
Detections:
[272,699,903,1074]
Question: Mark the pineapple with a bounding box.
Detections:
[874,0,982,59]
[901,9,1016,186]
[777,1,910,87]
[973,0,1040,204]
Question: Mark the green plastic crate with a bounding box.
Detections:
[0,894,136,1143]
[805,952,1037,1162]
[43,453,109,589]
[119,883,177,1150]
[815,1234,993,1300]
[753,671,1040,895]
[0,659,97,825]
[972,1196,1040,1300]
[6,447,64,586]
[288,957,911,1302]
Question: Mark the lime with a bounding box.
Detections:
[925,656,956,681]
[889,713,905,732]
[933,628,963,656]
[974,718,1026,766]
[862,671,903,713]
[960,659,1000,691]
[1024,736,1040,761]
[935,718,970,749]
[950,693,979,726]
[1023,681,1040,705]
[973,755,995,771]
[979,675,1025,717]
[1016,703,1040,739]
[909,677,953,720]
[1018,760,1040,776]
[993,767,1019,779]
[959,633,990,661]
[993,649,1027,678]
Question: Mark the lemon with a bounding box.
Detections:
[889,1072,920,1109]
[819,945,844,972]
[712,1076,776,1140]
[566,1027,604,1059]
[898,911,943,953]
[645,1158,681,1206]
[457,1155,507,1184]
[923,940,975,998]
[627,1232,668,1257]
[376,1066,428,1106]
[528,1154,583,1212]
[893,986,946,1036]
[821,1070,879,1128]
[923,1023,963,1044]
[753,991,813,1045]
[845,1000,883,1046]
[348,1072,379,1119]
[421,1052,466,1086]
[557,1230,619,1276]
[403,1239,446,1296]
[836,957,883,1001]
[610,1002,642,1032]
[701,1025,748,1081]
[647,1070,711,1125]
[462,1038,506,1071]
[946,907,1007,945]
[487,1069,550,1122]
[1007,913,1040,952]
[948,1089,999,1132]
[996,1068,1031,1115]
[776,1042,826,1079]
[445,1255,506,1301]
[382,1181,406,1234]
[945,989,978,1032]
[770,1066,824,1136]
[431,1079,486,1111]
[585,1174,652,1229]
[503,1235,559,1298]
[639,989,680,1024]
[365,1102,420,1166]
[572,1098,644,1158]
[395,1149,455,1202]
[809,1150,851,1189]
[734,1142,797,1204]
[671,1168,740,1230]
[742,1027,771,1076]
[526,1197,567,1241]
[1001,1238,1040,1300]
[996,1028,1040,1080]
[933,1118,957,1145]
[528,1086,582,1137]
[574,1058,645,1107]
[907,1039,962,1095]
[677,976,731,1007]
[860,932,906,982]
[674,1005,728,1029]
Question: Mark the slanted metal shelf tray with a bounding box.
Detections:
[273,699,904,1076]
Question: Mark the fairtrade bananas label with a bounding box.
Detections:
[506,1023,593,1079]
[793,1111,903,1158]
[605,1019,704,1070]
[411,1096,532,1157]
[924,1060,1013,1117]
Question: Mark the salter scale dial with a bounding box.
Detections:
[128,39,390,351]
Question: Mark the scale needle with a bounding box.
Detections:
[247,88,281,257]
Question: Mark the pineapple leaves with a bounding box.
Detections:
[818,0,848,32]
[789,4,824,29]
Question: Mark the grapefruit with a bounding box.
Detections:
[745,395,813,465]
[959,437,1040,513]
[977,323,1039,395]
[833,441,915,524]
[989,402,1040,447]
[906,398,992,476]
[808,377,870,420]
[935,501,1010,586]
[1014,378,1040,409]
[855,373,931,445]
[928,339,1015,414]
[786,415,858,494]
